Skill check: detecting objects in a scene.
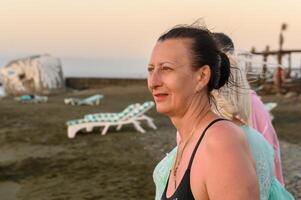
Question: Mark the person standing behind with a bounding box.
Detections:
[213,32,284,185]
[210,59,294,199]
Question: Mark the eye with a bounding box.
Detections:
[162,66,173,71]
[147,67,154,72]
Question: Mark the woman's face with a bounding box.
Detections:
[147,39,201,117]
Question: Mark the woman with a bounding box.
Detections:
[213,32,284,185]
[152,32,294,199]
[210,55,294,200]
[210,88,294,200]
[149,26,259,199]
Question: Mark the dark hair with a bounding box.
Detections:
[213,32,235,54]
[158,26,230,92]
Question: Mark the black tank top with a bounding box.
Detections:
[161,118,226,200]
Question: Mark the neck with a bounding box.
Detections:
[171,93,213,142]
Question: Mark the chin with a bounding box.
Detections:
[155,104,172,115]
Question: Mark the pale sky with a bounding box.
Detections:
[0,0,300,77]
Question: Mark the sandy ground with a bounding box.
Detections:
[0,84,300,200]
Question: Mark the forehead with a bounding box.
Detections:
[150,39,193,63]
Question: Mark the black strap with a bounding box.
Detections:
[187,118,227,169]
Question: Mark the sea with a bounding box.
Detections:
[0,56,149,79]
[0,54,300,98]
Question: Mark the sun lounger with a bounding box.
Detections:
[254,85,264,92]
[15,95,48,103]
[85,102,157,131]
[264,102,277,121]
[84,103,140,120]
[264,102,277,111]
[64,94,104,106]
[66,101,157,138]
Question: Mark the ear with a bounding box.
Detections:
[195,65,211,92]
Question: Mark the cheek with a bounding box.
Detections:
[171,89,191,108]
[153,72,197,114]
[147,77,152,92]
[171,75,195,94]
[168,79,195,106]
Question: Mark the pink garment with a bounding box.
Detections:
[251,91,284,185]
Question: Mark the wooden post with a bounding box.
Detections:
[262,45,269,82]
[287,53,292,78]
[275,23,287,94]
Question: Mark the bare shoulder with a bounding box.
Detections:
[200,120,252,167]
[191,120,259,199]
[203,120,248,151]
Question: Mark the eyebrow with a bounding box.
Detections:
[148,61,177,67]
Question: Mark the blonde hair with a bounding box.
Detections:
[211,55,252,126]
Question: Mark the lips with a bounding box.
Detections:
[153,93,168,102]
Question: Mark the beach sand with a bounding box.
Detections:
[0,84,300,199]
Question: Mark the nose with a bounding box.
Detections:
[148,69,163,90]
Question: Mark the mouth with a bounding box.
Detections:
[153,93,169,102]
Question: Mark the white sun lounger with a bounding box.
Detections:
[64,94,104,106]
[66,101,157,138]
[15,95,48,103]
[264,102,277,121]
